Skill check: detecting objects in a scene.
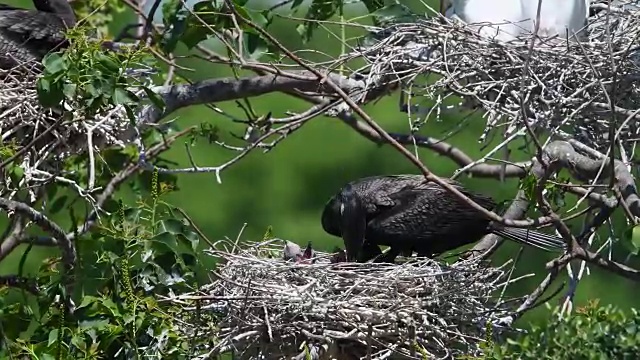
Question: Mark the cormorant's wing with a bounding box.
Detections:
[0,8,72,68]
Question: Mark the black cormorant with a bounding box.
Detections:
[321,175,568,263]
[0,0,76,69]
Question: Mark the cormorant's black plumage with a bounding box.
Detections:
[321,175,568,262]
[0,0,76,69]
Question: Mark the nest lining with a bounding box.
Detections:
[169,239,519,360]
[351,2,640,153]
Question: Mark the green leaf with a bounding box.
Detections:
[48,329,59,347]
[180,230,200,252]
[143,87,165,111]
[124,105,137,126]
[151,231,179,253]
[632,226,640,252]
[99,298,121,317]
[48,195,68,215]
[96,53,121,74]
[243,33,268,60]
[113,88,133,105]
[36,78,64,107]
[158,219,184,235]
[123,207,142,222]
[9,164,24,185]
[77,295,100,310]
[43,53,67,74]
[63,83,77,99]
[621,225,640,255]
[38,78,51,92]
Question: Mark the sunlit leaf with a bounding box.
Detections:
[43,53,67,73]
[158,219,184,235]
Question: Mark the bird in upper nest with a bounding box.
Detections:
[321,175,568,263]
[0,0,77,70]
[443,0,590,43]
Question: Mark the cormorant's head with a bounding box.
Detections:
[34,0,77,26]
[337,184,366,262]
[321,185,367,262]
[320,194,342,237]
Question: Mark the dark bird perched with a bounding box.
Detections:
[0,0,76,69]
[321,175,568,263]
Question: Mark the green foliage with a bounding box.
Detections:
[36,26,162,124]
[0,171,213,358]
[71,0,129,39]
[518,174,569,211]
[369,3,420,26]
[160,0,274,60]
[296,0,387,42]
[482,301,640,359]
[621,225,640,255]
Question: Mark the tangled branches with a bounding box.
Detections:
[168,239,524,360]
[352,2,640,155]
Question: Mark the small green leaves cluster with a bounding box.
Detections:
[622,224,640,256]
[70,0,128,39]
[0,171,212,358]
[36,25,162,124]
[298,0,388,42]
[519,173,569,211]
[480,302,640,359]
[161,0,274,60]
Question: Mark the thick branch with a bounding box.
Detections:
[0,198,75,270]
[545,140,639,218]
[134,71,365,134]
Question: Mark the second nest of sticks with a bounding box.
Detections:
[170,239,519,360]
[0,65,129,196]
[353,2,640,153]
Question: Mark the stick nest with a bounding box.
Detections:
[169,239,519,359]
[0,64,128,200]
[352,1,640,153]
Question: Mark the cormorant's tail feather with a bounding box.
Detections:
[491,227,568,252]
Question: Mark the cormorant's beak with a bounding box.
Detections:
[339,186,366,262]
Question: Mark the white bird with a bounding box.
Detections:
[444,0,590,43]
[445,0,527,42]
[520,0,590,41]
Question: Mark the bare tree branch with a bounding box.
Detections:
[132,71,367,135]
[0,198,75,271]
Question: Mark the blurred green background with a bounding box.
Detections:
[0,0,637,329]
